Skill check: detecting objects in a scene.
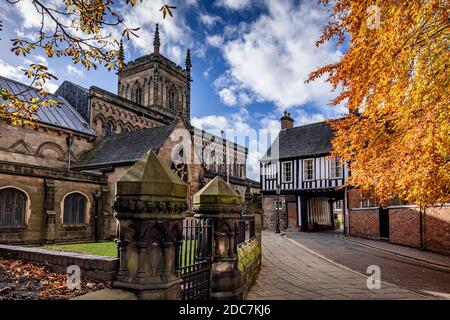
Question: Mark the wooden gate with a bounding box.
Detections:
[287,202,298,229]
[177,217,212,300]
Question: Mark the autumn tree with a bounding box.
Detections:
[0,0,176,126]
[309,0,450,206]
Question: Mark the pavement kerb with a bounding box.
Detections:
[336,235,450,273]
[281,234,431,299]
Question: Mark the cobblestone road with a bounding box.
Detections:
[248,232,428,300]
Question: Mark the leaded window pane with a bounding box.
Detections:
[0,188,26,227]
[64,193,86,225]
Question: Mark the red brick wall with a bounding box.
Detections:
[389,207,421,248]
[425,206,450,256]
[348,209,380,240]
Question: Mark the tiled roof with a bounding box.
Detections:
[75,124,175,167]
[0,75,95,136]
[260,121,333,161]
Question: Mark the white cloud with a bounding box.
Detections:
[214,0,343,113]
[0,58,59,93]
[216,0,252,10]
[294,109,327,126]
[206,35,224,48]
[43,81,59,93]
[34,55,48,65]
[16,0,44,29]
[191,115,229,134]
[66,65,84,78]
[118,1,195,65]
[214,71,257,106]
[0,59,25,82]
[198,13,223,28]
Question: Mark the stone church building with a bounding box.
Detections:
[0,25,259,245]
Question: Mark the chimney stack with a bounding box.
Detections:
[280,111,294,130]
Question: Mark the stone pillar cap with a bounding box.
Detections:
[116,150,187,199]
[193,176,242,218]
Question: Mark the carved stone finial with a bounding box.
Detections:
[153,23,161,54]
[118,39,125,71]
[193,176,242,218]
[185,49,192,71]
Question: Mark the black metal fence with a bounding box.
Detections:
[176,217,212,300]
[236,215,256,246]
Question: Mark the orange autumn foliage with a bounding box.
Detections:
[309,0,450,206]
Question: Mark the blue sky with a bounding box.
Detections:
[0,0,347,179]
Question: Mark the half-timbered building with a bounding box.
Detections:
[259,112,348,232]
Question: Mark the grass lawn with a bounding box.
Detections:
[38,240,200,263]
[39,242,117,257]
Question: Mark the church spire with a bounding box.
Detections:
[118,39,125,71]
[153,23,160,54]
[185,49,192,70]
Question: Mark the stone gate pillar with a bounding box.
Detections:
[112,150,188,300]
[193,176,243,300]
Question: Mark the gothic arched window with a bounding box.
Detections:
[135,87,143,105]
[63,193,87,225]
[210,150,216,172]
[104,121,114,136]
[0,188,26,226]
[169,90,175,110]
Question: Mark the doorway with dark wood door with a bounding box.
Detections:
[287,202,298,230]
[379,207,390,240]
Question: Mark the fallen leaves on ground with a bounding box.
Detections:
[0,258,105,300]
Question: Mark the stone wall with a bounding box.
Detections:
[237,238,262,299]
[0,244,118,281]
[0,120,94,170]
[348,209,380,240]
[90,95,165,138]
[262,194,295,231]
[0,163,109,245]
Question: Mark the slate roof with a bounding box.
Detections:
[75,124,175,167]
[0,75,95,136]
[260,121,334,161]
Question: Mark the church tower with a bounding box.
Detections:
[117,24,191,120]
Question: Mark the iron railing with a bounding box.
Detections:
[176,217,212,300]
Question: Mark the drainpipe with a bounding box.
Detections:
[93,190,102,242]
[419,207,424,251]
[66,135,74,170]
[343,187,348,236]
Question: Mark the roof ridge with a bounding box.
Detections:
[59,80,89,92]
[284,120,328,131]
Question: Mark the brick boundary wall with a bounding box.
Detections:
[0,245,118,282]
[389,208,421,248]
[348,206,450,257]
[348,209,380,240]
[424,206,450,256]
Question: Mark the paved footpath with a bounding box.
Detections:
[248,232,431,300]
